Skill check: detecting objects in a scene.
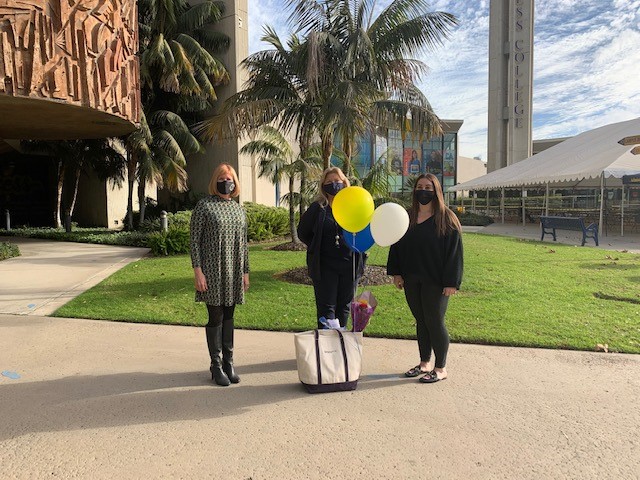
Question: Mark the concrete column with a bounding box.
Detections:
[487,0,534,172]
[185,0,250,200]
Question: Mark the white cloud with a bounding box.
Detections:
[247,0,290,51]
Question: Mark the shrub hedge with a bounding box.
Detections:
[244,202,291,241]
[2,202,490,256]
[0,241,20,261]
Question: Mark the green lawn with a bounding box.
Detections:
[54,233,640,354]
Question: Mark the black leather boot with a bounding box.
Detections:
[222,319,240,384]
[206,326,230,386]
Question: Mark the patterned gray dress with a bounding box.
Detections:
[190,195,249,306]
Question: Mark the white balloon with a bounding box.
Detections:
[370,203,410,247]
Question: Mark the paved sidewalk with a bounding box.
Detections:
[464,222,640,253]
[2,315,639,479]
[0,236,149,315]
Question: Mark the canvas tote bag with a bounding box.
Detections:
[294,329,363,393]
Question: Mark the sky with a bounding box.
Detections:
[246,0,640,161]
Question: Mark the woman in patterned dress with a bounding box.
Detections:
[190,163,250,386]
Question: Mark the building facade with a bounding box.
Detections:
[343,120,463,194]
[0,0,140,140]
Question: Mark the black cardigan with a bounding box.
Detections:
[297,201,365,281]
[387,216,463,289]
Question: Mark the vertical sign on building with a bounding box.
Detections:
[487,0,534,172]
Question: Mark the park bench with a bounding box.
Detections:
[540,216,599,246]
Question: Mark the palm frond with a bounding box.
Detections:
[359,156,392,198]
[142,34,175,70]
[175,33,217,70]
[149,110,204,155]
[178,1,223,32]
[192,28,230,53]
[153,146,189,192]
[193,66,218,101]
[152,131,186,163]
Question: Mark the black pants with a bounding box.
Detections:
[206,304,235,327]
[403,281,450,368]
[313,262,358,328]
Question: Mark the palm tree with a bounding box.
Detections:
[288,0,458,174]
[196,28,319,166]
[68,139,127,222]
[199,0,455,183]
[125,111,200,229]
[134,0,230,220]
[138,0,230,114]
[239,126,322,243]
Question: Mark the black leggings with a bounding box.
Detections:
[206,304,235,327]
[313,264,358,328]
[403,281,450,369]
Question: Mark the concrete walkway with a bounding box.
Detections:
[1,232,639,478]
[0,236,149,315]
[2,316,639,479]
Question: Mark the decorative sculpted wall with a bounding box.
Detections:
[0,0,140,127]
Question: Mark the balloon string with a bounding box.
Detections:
[352,233,357,301]
[357,242,384,297]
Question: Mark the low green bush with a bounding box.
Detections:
[139,210,192,232]
[2,227,150,247]
[455,211,494,226]
[244,202,290,241]
[147,226,190,256]
[0,241,20,261]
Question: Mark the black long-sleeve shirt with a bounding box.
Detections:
[386,216,463,289]
[297,201,365,280]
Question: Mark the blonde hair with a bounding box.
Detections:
[317,167,350,207]
[409,174,461,236]
[208,163,241,197]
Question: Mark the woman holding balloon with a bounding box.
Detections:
[297,167,369,329]
[386,174,463,384]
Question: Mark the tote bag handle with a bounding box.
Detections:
[314,329,349,385]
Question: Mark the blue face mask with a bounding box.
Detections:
[322,181,344,196]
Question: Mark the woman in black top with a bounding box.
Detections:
[387,174,463,383]
[297,167,365,329]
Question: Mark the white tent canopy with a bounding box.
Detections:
[452,117,640,192]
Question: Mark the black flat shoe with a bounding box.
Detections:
[404,365,428,377]
[419,371,447,383]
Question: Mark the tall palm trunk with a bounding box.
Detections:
[342,136,353,178]
[137,177,147,226]
[299,135,310,216]
[54,159,65,228]
[299,170,307,217]
[288,175,300,244]
[321,130,334,169]
[67,161,83,221]
[126,151,136,230]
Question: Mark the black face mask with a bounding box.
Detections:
[414,190,435,205]
[217,180,235,195]
[322,182,344,196]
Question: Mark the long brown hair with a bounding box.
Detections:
[409,174,461,237]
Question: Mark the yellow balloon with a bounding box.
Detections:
[332,186,375,233]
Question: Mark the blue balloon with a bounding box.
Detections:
[345,225,375,253]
